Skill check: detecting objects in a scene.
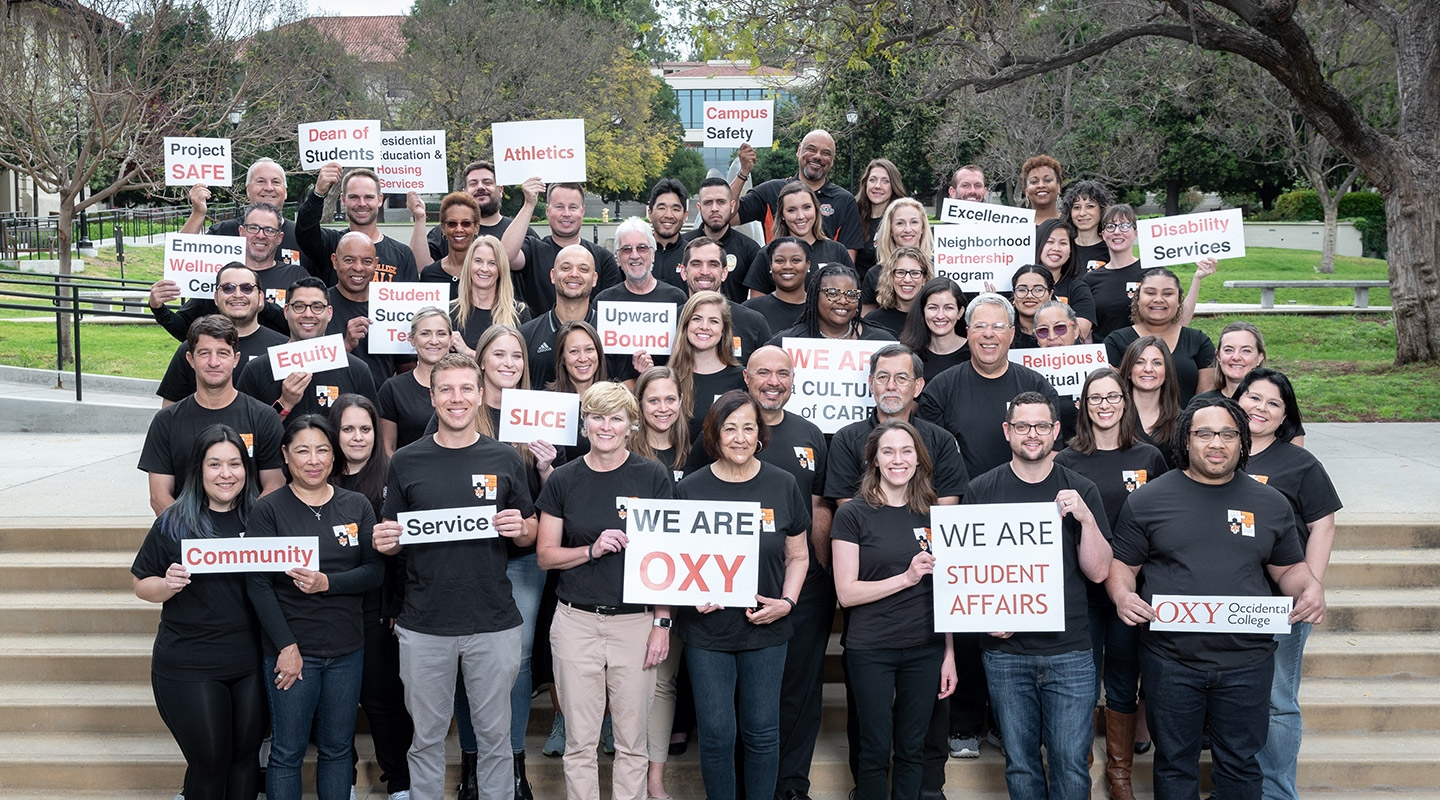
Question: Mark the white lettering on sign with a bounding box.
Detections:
[931,502,1065,633]
[397,505,499,545]
[1148,594,1292,634]
[597,301,676,355]
[163,233,247,299]
[182,537,318,574]
[781,337,878,434]
[498,388,580,447]
[368,283,448,355]
[701,101,775,147]
[267,334,347,379]
[491,119,587,185]
[1137,208,1246,268]
[298,120,379,170]
[623,498,762,606]
[164,137,232,187]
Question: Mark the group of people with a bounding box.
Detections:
[132,129,1341,800]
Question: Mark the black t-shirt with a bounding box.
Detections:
[863,307,908,337]
[156,326,289,403]
[825,412,970,501]
[1053,276,1098,326]
[686,365,747,443]
[1104,326,1215,406]
[674,462,811,651]
[594,280,688,366]
[519,307,633,389]
[766,322,897,349]
[294,190,418,286]
[378,372,433,451]
[831,501,941,650]
[744,238,855,295]
[737,177,864,250]
[208,217,308,272]
[246,486,381,658]
[535,453,674,607]
[131,509,260,680]
[382,434,534,635]
[917,362,1061,479]
[964,463,1110,656]
[679,227,765,303]
[420,259,461,302]
[729,301,773,363]
[149,265,299,342]
[1053,443,1170,603]
[1112,470,1305,670]
[684,412,828,500]
[138,392,285,480]
[1245,443,1343,545]
[1082,262,1143,342]
[742,294,806,333]
[651,237,690,293]
[1074,242,1110,274]
[517,236,622,315]
[451,303,533,349]
[919,345,970,382]
[327,286,416,387]
[236,348,378,417]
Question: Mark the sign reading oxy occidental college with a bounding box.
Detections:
[780,337,880,434]
[934,199,1035,293]
[596,301,676,355]
[397,506,500,545]
[164,137,232,186]
[1136,208,1246,268]
[1148,594,1293,634]
[163,233,246,299]
[183,537,319,574]
[701,101,774,148]
[623,498,762,607]
[298,120,380,170]
[931,502,1066,633]
[367,283,449,355]
[267,334,347,379]
[491,119,587,185]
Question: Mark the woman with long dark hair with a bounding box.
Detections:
[855,158,909,276]
[901,278,970,381]
[769,264,896,345]
[1009,265,1057,350]
[744,182,855,296]
[1034,218,1096,341]
[1118,336,1184,467]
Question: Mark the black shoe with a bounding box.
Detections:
[513,751,533,800]
[920,791,948,800]
[457,750,478,800]
[668,735,688,756]
[1133,739,1153,754]
[778,790,811,800]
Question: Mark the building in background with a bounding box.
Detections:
[657,60,802,174]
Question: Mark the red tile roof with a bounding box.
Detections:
[286,15,405,64]
[659,61,793,79]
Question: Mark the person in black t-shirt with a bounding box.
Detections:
[1083,204,1144,342]
[859,198,932,313]
[900,278,970,383]
[671,291,747,443]
[645,178,693,294]
[863,245,930,336]
[296,164,419,286]
[379,307,453,454]
[179,157,307,269]
[1103,267,1216,406]
[743,182,856,298]
[595,217,689,372]
[680,238,771,364]
[519,244,630,390]
[156,262,289,405]
[767,264,896,346]
[1058,180,1113,278]
[326,231,418,387]
[965,392,1113,800]
[1119,336,1184,468]
[449,234,533,353]
[1108,397,1325,800]
[133,424,266,800]
[411,160,541,276]
[832,420,957,800]
[413,190,479,302]
[733,132,864,261]
[677,177,763,300]
[1010,265,1056,351]
[515,183,622,314]
[743,237,810,333]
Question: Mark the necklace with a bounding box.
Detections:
[304,502,324,521]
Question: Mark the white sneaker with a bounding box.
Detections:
[390,792,411,800]
[350,789,359,800]
[948,734,980,758]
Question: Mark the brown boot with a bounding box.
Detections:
[1105,710,1137,800]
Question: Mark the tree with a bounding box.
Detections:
[583,51,679,203]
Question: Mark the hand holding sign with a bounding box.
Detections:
[492,119,586,185]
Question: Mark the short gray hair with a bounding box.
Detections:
[965,292,1015,326]
[869,343,923,377]
[246,157,284,184]
[614,216,656,250]
[1035,299,1076,323]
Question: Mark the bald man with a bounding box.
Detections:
[325,231,416,386]
[733,130,863,261]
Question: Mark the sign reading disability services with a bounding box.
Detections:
[934,199,1035,293]
[1136,208,1246,268]
[163,233,245,299]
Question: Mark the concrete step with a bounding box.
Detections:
[1325,548,1440,588]
[1322,588,1440,632]
[0,550,136,590]
[0,634,153,681]
[0,523,148,552]
[1299,678,1440,732]
[0,590,157,634]
[1303,632,1440,679]
[1333,519,1440,549]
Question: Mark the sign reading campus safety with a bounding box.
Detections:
[491,119,587,185]
[622,498,762,607]
[780,337,880,434]
[1136,208,1246,268]
[378,129,448,193]
[298,120,380,170]
[164,137,232,187]
[931,502,1066,632]
[183,537,319,574]
[701,101,774,148]
[267,334,347,379]
[396,506,500,545]
[498,388,579,447]
[1148,594,1293,634]
[163,233,246,299]
[934,199,1035,293]
[367,283,448,355]
[1008,344,1109,397]
[596,301,675,355]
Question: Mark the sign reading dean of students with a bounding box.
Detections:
[934,199,1036,293]
[930,502,1066,633]
[498,388,580,447]
[378,129,448,193]
[780,337,883,434]
[1008,344,1109,397]
[701,100,774,148]
[367,283,449,355]
[182,537,320,574]
[1136,208,1246,269]
[491,119,587,185]
[163,233,245,299]
[164,137,232,186]
[596,301,676,355]
[622,498,762,607]
[298,119,380,170]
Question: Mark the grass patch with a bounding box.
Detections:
[0,320,176,380]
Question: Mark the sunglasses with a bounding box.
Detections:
[218,282,258,295]
[1035,323,1070,340]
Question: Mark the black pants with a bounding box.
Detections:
[775,562,838,797]
[360,618,413,793]
[152,669,267,800]
[847,640,945,800]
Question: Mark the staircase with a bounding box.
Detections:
[0,519,1435,799]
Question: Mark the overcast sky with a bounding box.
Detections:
[309,0,412,16]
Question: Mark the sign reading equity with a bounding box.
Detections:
[267,334,347,379]
[623,498,762,607]
[378,129,448,193]
[299,119,380,170]
[163,233,246,299]
[397,506,500,545]
[367,283,449,355]
[1148,594,1293,634]
[183,537,319,574]
[596,301,676,355]
[1136,208,1246,268]
[931,502,1065,633]
[498,389,580,447]
[934,199,1036,293]
[1008,344,1109,397]
[701,100,774,148]
[165,137,232,186]
[781,337,881,434]
[491,119,587,185]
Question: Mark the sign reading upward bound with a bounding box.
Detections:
[930,502,1066,633]
[491,119,587,185]
[781,338,880,434]
[596,301,675,355]
[1136,208,1246,268]
[163,233,245,299]
[934,199,1035,293]
[622,498,761,606]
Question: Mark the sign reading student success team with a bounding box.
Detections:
[367,283,449,355]
[1136,208,1246,268]
[163,233,245,299]
[623,498,761,607]
[780,337,881,434]
[930,502,1066,633]
[934,199,1035,293]
[492,119,587,185]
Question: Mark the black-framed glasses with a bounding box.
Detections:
[892,268,925,279]
[287,301,328,314]
[1013,285,1051,298]
[1190,429,1241,443]
[819,287,862,302]
[1085,392,1124,406]
[1008,421,1055,435]
[1035,322,1070,340]
[218,282,258,296]
[240,223,283,236]
[1103,222,1136,233]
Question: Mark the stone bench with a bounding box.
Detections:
[1222,280,1388,309]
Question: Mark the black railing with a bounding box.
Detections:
[0,201,300,261]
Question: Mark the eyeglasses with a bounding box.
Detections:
[892,268,925,279]
[1035,322,1070,340]
[1013,285,1051,298]
[969,321,1010,333]
[1190,429,1241,443]
[240,223,283,236]
[218,282,258,296]
[819,287,862,302]
[617,244,653,255]
[872,372,913,387]
[287,301,329,315]
[1085,392,1124,406]
[1103,222,1136,233]
[1008,421,1055,435]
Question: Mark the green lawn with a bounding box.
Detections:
[1171,248,1390,307]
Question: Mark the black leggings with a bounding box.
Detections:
[152,670,267,800]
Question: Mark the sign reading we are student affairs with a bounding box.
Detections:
[623,498,761,607]
[931,502,1066,633]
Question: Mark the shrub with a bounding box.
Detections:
[1272,189,1322,221]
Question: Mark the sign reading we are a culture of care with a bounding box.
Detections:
[930,502,1066,633]
[623,498,761,607]
[780,337,881,434]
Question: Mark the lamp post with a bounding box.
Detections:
[845,106,859,192]
[73,88,93,252]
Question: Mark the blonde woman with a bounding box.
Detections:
[863,198,933,312]
[451,234,531,351]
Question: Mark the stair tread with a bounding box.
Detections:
[1325,587,1440,603]
[1329,548,1440,563]
[0,551,133,567]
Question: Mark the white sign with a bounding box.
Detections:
[1008,344,1109,397]
[933,199,1036,293]
[1137,208,1246,268]
[164,137,232,187]
[367,283,448,355]
[491,119,587,185]
[378,129,449,193]
[397,505,500,545]
[623,498,762,606]
[267,334,347,379]
[182,536,319,574]
[298,119,380,170]
[163,233,246,299]
[1148,594,1293,634]
[597,301,676,355]
[498,389,579,447]
[780,337,880,434]
[938,198,1035,227]
[931,502,1066,633]
[701,101,774,148]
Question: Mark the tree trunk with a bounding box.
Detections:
[55,195,74,366]
[1386,171,1440,365]
[1318,194,1339,274]
[1165,180,1181,216]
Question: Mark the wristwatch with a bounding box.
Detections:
[653,617,672,629]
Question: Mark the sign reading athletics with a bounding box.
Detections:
[931,502,1065,633]
[367,283,448,355]
[933,199,1035,293]
[1137,208,1246,268]
[491,119,587,185]
[378,129,448,193]
[596,301,675,355]
[1008,344,1109,397]
[622,498,762,606]
[1148,594,1293,634]
[164,137,232,186]
[163,233,245,299]
[298,120,380,170]
[267,334,347,379]
[498,388,579,447]
[397,506,500,545]
[182,537,318,574]
[780,337,881,434]
[701,100,774,148]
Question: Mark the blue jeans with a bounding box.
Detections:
[686,642,788,800]
[1088,596,1142,713]
[1257,622,1311,800]
[1140,648,1273,800]
[983,648,1094,800]
[263,648,364,800]
[456,553,545,754]
[846,639,945,800]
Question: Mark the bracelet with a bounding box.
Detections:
[782,596,796,610]
[587,542,596,563]
[736,172,751,182]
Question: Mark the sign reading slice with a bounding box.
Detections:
[498,388,580,447]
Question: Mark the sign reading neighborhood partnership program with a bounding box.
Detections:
[934,199,1035,293]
